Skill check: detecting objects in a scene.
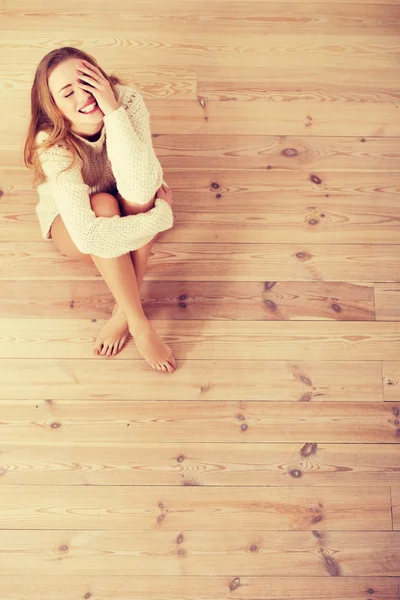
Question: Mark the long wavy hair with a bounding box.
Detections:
[24,46,125,186]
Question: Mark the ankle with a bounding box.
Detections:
[128,317,151,336]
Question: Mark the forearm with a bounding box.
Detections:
[118,190,157,216]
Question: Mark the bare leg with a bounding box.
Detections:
[50,192,175,373]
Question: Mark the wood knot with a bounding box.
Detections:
[312,530,322,538]
[235,413,246,421]
[392,407,399,416]
[308,219,319,226]
[250,545,259,552]
[312,515,322,523]
[177,455,185,463]
[300,442,317,457]
[216,193,221,198]
[0,190,3,197]
[229,577,241,591]
[179,294,187,301]
[176,533,184,544]
[331,303,342,313]
[180,302,187,308]
[211,182,219,189]
[295,251,310,261]
[289,468,302,478]
[158,502,164,509]
[281,148,298,157]
[310,174,322,185]
[59,545,69,553]
[297,374,313,387]
[50,422,61,429]
[361,138,366,142]
[85,594,92,599]
[263,299,277,312]
[264,281,277,291]
[241,423,248,431]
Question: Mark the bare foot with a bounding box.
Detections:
[94,303,130,357]
[133,322,176,373]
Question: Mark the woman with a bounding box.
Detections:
[24,47,176,373]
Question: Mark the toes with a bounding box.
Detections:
[118,334,128,352]
[106,344,114,357]
[100,344,109,356]
[94,341,103,355]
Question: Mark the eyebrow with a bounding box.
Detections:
[58,83,73,94]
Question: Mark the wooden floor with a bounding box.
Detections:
[1,0,400,599]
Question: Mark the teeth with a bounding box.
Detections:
[80,102,96,113]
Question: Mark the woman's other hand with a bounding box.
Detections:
[156,183,174,208]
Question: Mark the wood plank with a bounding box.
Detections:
[1,242,399,282]
[1,4,400,36]
[17,171,400,206]
[0,359,381,401]
[0,319,398,360]
[1,442,399,486]
[0,280,375,321]
[392,487,400,530]
[3,200,400,245]
[0,485,391,530]
[197,62,400,97]
[383,362,400,402]
[2,96,399,143]
[375,283,400,321]
[2,400,397,443]
[0,530,399,575]
[2,56,399,103]
[3,135,400,172]
[0,576,399,600]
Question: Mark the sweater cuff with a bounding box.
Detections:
[154,197,174,222]
[102,104,125,122]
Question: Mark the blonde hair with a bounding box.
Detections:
[23,46,125,186]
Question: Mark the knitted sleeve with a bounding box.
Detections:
[37,140,173,259]
[103,87,165,205]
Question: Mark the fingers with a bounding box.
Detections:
[76,62,101,84]
[75,73,99,90]
[81,59,102,81]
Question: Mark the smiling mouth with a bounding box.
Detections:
[79,100,98,113]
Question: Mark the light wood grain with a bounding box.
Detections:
[0,530,399,576]
[1,0,400,594]
[383,362,400,401]
[1,400,397,442]
[0,280,375,320]
[0,359,382,400]
[0,576,399,600]
[1,319,399,359]
[0,242,399,281]
[0,485,392,530]
[1,441,399,486]
[374,283,400,321]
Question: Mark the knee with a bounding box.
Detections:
[89,192,121,218]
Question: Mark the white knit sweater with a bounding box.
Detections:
[34,83,173,259]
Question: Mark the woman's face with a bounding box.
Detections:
[47,57,104,137]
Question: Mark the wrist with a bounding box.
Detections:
[102,102,120,117]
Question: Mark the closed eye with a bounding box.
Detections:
[65,91,73,98]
